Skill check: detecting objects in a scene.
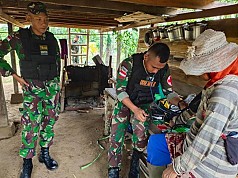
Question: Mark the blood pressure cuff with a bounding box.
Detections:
[223,134,238,165]
[188,92,202,113]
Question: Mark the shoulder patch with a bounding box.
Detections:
[119,65,128,79]
[167,75,172,86]
[7,35,12,41]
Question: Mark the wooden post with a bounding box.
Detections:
[7,22,19,94]
[100,32,103,59]
[68,28,71,65]
[116,31,121,70]
[8,22,23,104]
[0,75,16,138]
[86,29,90,65]
[0,76,8,127]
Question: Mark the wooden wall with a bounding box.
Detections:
[137,18,238,96]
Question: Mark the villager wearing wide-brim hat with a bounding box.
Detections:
[180,29,238,75]
[0,1,60,178]
[147,29,238,178]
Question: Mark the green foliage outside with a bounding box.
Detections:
[113,28,139,58]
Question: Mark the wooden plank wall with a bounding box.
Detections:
[137,18,238,96]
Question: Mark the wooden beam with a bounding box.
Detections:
[25,0,171,15]
[0,8,25,28]
[103,4,238,32]
[21,19,118,27]
[49,23,109,29]
[1,2,127,16]
[106,0,214,9]
[101,16,165,32]
[166,4,238,22]
[13,14,119,24]
[6,10,120,21]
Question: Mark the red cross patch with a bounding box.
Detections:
[167,75,172,86]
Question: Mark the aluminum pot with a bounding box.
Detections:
[183,23,193,41]
[167,25,175,42]
[192,22,207,39]
[159,27,168,39]
[152,29,160,41]
[144,30,154,46]
[173,25,184,40]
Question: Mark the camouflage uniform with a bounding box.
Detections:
[0,28,60,159]
[108,55,173,168]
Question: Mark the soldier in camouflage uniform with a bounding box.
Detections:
[0,2,60,178]
[108,43,188,178]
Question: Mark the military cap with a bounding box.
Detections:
[27,2,47,15]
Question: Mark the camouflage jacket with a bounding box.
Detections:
[0,27,60,80]
[116,54,173,102]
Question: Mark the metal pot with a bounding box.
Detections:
[152,29,160,41]
[167,25,184,41]
[173,25,184,40]
[144,30,154,46]
[159,27,168,39]
[167,26,175,42]
[183,23,193,41]
[192,22,207,39]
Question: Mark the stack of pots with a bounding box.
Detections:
[143,21,207,46]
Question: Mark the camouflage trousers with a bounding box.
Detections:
[108,102,150,168]
[19,78,60,159]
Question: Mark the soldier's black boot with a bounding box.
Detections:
[20,158,33,178]
[39,147,58,170]
[128,149,142,178]
[108,167,119,178]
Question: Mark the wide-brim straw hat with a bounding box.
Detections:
[180,29,238,75]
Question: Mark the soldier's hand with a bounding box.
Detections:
[133,108,148,122]
[169,120,175,127]
[12,74,29,87]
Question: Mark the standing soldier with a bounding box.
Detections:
[108,43,187,178]
[0,2,60,178]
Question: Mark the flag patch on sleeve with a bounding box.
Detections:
[7,35,12,41]
[119,66,128,79]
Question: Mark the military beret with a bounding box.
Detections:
[27,2,47,15]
